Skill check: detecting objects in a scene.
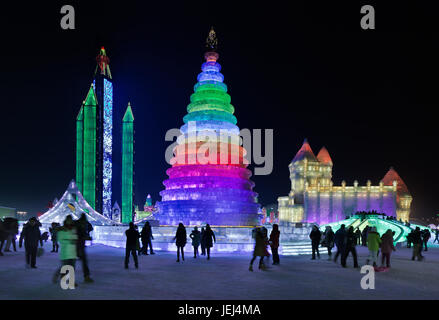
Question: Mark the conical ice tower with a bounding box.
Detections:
[157,28,259,226]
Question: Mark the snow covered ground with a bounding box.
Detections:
[1,241,438,300]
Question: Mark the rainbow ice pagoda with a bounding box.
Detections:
[156,28,259,226]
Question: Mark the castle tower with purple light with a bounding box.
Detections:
[278,139,413,225]
[156,28,259,226]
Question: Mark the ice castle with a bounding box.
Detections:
[278,139,413,225]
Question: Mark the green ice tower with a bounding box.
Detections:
[121,102,134,223]
[76,84,98,207]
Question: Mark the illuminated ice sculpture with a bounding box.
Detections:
[156,28,259,226]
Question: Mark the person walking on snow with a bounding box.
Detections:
[140,221,155,255]
[341,226,359,268]
[125,222,140,269]
[433,229,439,244]
[269,224,280,265]
[200,227,206,256]
[365,226,381,267]
[189,226,201,258]
[422,229,431,251]
[411,227,424,261]
[322,226,335,259]
[174,223,187,262]
[52,215,78,284]
[309,225,321,260]
[19,217,43,268]
[202,224,216,260]
[249,228,267,271]
[49,222,60,253]
[75,213,94,283]
[333,224,347,263]
[380,229,396,268]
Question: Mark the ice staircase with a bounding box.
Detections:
[280,242,327,256]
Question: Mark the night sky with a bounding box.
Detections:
[0,2,437,220]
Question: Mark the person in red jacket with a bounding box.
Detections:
[380,229,396,268]
[269,224,280,265]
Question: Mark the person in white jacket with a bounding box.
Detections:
[52,215,78,284]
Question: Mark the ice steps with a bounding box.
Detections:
[280,242,328,256]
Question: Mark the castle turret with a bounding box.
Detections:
[381,167,412,222]
[316,146,333,187]
[289,139,320,195]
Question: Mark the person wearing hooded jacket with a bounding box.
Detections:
[19,217,43,268]
[380,229,396,268]
[366,227,381,267]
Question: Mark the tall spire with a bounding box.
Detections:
[205,26,218,51]
[95,46,112,79]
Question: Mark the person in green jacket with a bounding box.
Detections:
[52,215,78,284]
[365,227,381,266]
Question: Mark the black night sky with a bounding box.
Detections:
[0,2,437,220]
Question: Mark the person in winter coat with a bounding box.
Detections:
[249,228,268,271]
[361,226,369,247]
[0,219,6,256]
[309,225,321,260]
[366,227,381,266]
[406,230,414,248]
[200,227,206,256]
[354,228,362,246]
[322,226,335,259]
[4,218,19,252]
[411,227,424,261]
[52,215,78,284]
[202,224,216,260]
[75,213,94,282]
[333,224,347,263]
[125,222,140,269]
[269,224,280,265]
[189,226,201,258]
[380,229,396,268]
[174,223,187,262]
[140,221,155,255]
[49,222,60,252]
[422,229,431,251]
[434,229,439,244]
[341,226,359,268]
[19,217,43,268]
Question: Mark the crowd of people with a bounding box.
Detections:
[1,214,94,286]
[1,213,438,282]
[311,223,435,268]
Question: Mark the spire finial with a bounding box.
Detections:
[206,26,218,51]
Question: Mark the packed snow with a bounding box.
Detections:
[1,241,438,299]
